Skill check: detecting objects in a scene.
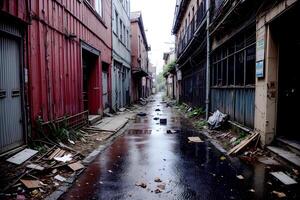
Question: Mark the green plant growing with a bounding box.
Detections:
[194,120,208,130]
[187,107,205,118]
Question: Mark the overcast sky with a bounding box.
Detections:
[130,0,176,74]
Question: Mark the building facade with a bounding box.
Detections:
[0,0,112,154]
[130,11,150,102]
[172,0,300,146]
[111,0,131,111]
[173,0,208,108]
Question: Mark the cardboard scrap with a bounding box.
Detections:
[188,137,203,143]
[270,171,297,185]
[68,161,85,171]
[20,179,41,189]
[54,175,66,182]
[272,191,287,198]
[26,164,45,171]
[54,154,72,163]
[7,149,38,165]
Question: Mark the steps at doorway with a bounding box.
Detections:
[277,138,300,155]
[88,115,102,125]
[267,146,300,169]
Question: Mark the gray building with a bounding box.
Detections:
[111,0,131,111]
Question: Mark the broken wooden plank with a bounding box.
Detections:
[188,137,203,143]
[228,132,259,155]
[20,179,41,189]
[258,157,281,166]
[48,148,61,160]
[26,164,45,171]
[6,148,38,165]
[270,171,297,185]
[68,161,85,171]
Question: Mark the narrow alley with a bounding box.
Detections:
[60,93,268,200]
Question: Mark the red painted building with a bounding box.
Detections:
[0,0,112,154]
[130,11,150,102]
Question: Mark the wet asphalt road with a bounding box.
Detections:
[60,93,266,200]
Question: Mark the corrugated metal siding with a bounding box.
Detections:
[27,0,112,122]
[210,88,255,128]
[0,0,28,22]
[0,34,24,153]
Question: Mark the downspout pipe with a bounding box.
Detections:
[205,0,210,120]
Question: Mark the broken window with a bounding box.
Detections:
[211,29,256,87]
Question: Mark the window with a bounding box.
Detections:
[211,29,256,87]
[95,0,102,16]
[126,30,129,47]
[120,20,123,41]
[123,24,126,43]
[115,11,119,35]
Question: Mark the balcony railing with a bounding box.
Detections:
[176,1,206,57]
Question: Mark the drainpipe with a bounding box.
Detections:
[205,0,210,120]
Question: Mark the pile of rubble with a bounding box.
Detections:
[0,143,85,200]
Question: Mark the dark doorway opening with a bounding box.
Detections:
[82,49,98,113]
[274,5,300,140]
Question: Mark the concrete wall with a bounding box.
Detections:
[254,0,298,145]
[112,0,131,110]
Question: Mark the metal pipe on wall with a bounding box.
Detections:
[205,0,210,120]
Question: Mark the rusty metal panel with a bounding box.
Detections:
[0,33,24,153]
[27,0,112,123]
[0,0,28,22]
[210,88,255,128]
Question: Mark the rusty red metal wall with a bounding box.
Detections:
[0,0,28,22]
[2,0,112,125]
[26,0,112,123]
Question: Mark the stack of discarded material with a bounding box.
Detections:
[1,144,85,199]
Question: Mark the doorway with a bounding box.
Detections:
[82,49,98,113]
[274,5,300,140]
[0,23,25,153]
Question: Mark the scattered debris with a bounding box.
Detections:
[153,117,159,120]
[154,177,162,182]
[155,188,162,193]
[20,179,41,189]
[135,182,147,188]
[272,191,287,198]
[248,189,255,193]
[54,154,73,163]
[228,132,260,155]
[26,164,45,171]
[108,170,113,173]
[68,161,85,171]
[54,175,66,182]
[208,110,228,129]
[270,171,297,185]
[137,112,147,117]
[155,108,161,112]
[167,130,177,134]
[160,118,167,125]
[157,183,166,190]
[258,157,280,166]
[220,156,226,161]
[188,137,203,143]
[6,148,38,165]
[119,108,126,112]
[236,175,244,180]
[68,139,75,145]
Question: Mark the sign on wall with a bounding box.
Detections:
[256,30,265,78]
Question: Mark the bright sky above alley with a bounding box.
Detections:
[131,0,176,74]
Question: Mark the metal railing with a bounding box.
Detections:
[176,1,206,57]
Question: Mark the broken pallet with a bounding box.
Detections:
[228,132,260,155]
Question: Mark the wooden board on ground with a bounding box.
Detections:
[188,137,203,143]
[270,171,297,185]
[26,164,45,171]
[20,179,41,189]
[258,157,281,166]
[228,132,259,155]
[6,148,38,165]
[68,161,85,171]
